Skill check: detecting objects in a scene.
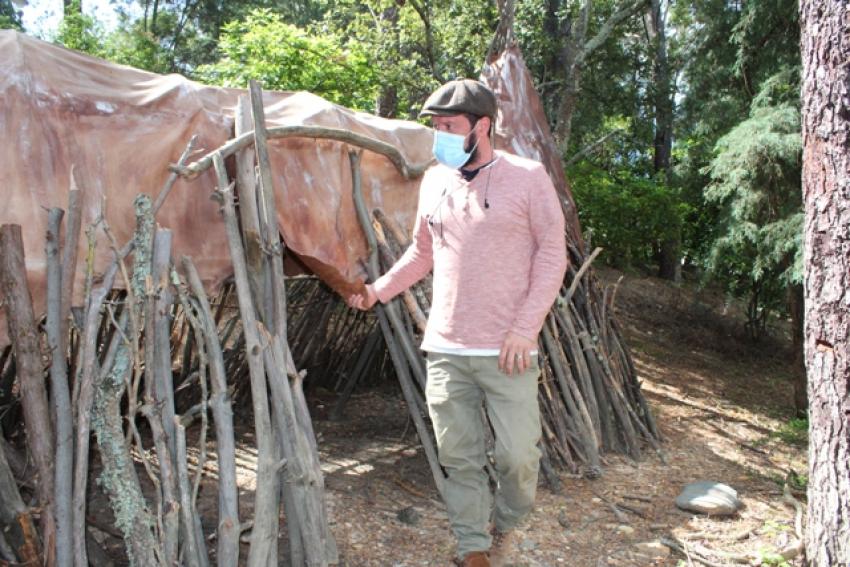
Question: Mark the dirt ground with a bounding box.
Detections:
[304,267,807,566]
[200,270,806,567]
[87,267,807,566]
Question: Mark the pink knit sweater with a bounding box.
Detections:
[372,151,568,350]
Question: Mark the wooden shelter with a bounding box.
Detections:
[0,30,660,566]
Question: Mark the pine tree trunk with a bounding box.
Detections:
[787,284,806,417]
[800,1,850,564]
[647,0,679,282]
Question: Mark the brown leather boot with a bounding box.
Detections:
[488,528,516,567]
[454,550,491,567]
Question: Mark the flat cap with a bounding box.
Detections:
[419,79,497,119]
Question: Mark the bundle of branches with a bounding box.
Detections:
[0,83,337,567]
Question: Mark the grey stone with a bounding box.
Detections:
[675,481,742,515]
[396,506,421,526]
[634,541,670,557]
[518,538,537,552]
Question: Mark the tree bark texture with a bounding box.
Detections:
[646,0,680,282]
[800,1,850,564]
[181,256,240,566]
[0,224,56,562]
[0,424,40,564]
[46,208,74,567]
[91,196,161,567]
[212,152,281,567]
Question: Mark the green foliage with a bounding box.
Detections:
[101,20,173,74]
[755,547,792,567]
[569,161,689,268]
[773,417,808,446]
[54,4,173,75]
[670,0,800,282]
[195,9,378,111]
[320,0,496,118]
[0,0,22,30]
[702,84,802,319]
[700,78,802,338]
[55,1,105,55]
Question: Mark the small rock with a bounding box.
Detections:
[675,481,742,516]
[557,510,570,529]
[616,525,635,535]
[349,529,365,544]
[634,541,670,557]
[396,506,421,526]
[519,538,537,552]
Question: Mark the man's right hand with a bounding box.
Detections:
[346,284,378,311]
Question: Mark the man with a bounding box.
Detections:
[347,79,567,566]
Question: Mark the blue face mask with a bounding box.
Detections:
[432,130,478,169]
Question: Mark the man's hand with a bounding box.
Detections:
[498,331,537,375]
[346,284,378,311]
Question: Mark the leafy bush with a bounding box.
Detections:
[55,1,104,55]
[774,417,808,446]
[195,9,378,112]
[0,0,22,31]
[569,162,689,268]
[701,74,802,337]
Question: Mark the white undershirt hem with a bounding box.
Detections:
[421,340,537,357]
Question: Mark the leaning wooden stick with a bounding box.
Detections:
[0,423,40,564]
[0,224,55,563]
[248,80,336,566]
[46,208,73,567]
[349,149,445,497]
[211,151,280,567]
[172,126,432,181]
[180,257,240,567]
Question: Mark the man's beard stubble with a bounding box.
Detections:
[464,132,479,167]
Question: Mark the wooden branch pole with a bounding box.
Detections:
[233,95,268,316]
[249,80,336,567]
[211,151,280,567]
[91,195,161,567]
[175,419,205,567]
[72,257,119,567]
[152,229,178,459]
[0,424,40,564]
[349,150,446,497]
[0,224,55,563]
[180,257,240,567]
[143,229,179,566]
[60,170,84,342]
[46,208,73,567]
[172,126,433,181]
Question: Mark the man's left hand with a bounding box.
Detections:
[499,331,537,376]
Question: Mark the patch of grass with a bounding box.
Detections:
[755,547,792,567]
[773,417,808,446]
[762,520,792,537]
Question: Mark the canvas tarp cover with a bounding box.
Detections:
[0,31,432,348]
[0,31,581,350]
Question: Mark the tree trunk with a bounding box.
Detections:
[646,0,679,282]
[787,284,806,417]
[552,0,647,151]
[800,1,850,564]
[376,5,399,118]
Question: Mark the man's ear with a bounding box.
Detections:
[477,116,491,138]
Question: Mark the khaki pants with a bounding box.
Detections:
[425,352,542,558]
